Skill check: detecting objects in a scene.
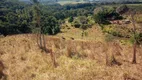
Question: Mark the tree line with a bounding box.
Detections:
[0,0,97,36]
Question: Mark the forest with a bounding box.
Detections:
[0,0,97,35]
[0,0,142,36]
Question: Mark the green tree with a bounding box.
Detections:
[30,0,43,49]
[68,16,74,23]
[129,10,142,64]
[0,0,32,36]
[94,11,109,26]
[131,11,137,64]
[41,16,60,35]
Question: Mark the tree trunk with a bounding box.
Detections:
[51,44,58,68]
[42,34,46,51]
[81,30,84,39]
[50,50,57,68]
[36,34,40,47]
[132,42,137,64]
[39,33,42,49]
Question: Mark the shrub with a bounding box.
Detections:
[94,11,110,25]
[103,26,123,37]
[130,32,142,45]
[73,20,81,28]
[94,7,123,25]
[68,16,74,23]
[72,16,91,29]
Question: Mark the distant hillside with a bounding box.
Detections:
[19,0,142,5]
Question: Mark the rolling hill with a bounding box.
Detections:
[0,33,142,80]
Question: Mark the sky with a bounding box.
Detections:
[19,0,142,2]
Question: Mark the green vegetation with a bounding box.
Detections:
[0,0,31,36]
[68,16,74,23]
[41,16,60,35]
[72,16,93,38]
[0,0,96,36]
[93,7,123,25]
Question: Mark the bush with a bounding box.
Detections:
[73,16,93,29]
[73,20,81,28]
[103,26,123,37]
[68,16,74,23]
[94,11,110,25]
[93,7,123,25]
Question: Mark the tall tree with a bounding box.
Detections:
[31,0,43,49]
[31,0,57,67]
[130,10,141,64]
[131,11,137,64]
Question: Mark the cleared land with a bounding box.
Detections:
[0,32,142,80]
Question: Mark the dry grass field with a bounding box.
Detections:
[0,33,142,80]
